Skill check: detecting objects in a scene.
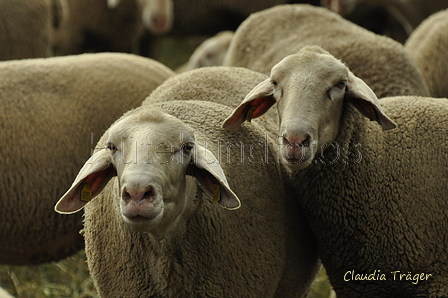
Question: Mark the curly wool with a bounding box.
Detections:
[224,4,430,98]
[293,96,448,297]
[83,100,320,298]
[0,53,173,265]
[405,8,448,98]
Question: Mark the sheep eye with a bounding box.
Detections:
[335,80,347,90]
[183,142,194,153]
[107,142,118,152]
[271,80,278,86]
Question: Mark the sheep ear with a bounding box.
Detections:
[55,149,117,214]
[346,72,397,131]
[188,145,241,210]
[222,78,276,129]
[107,0,120,9]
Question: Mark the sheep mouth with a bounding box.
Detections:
[124,215,153,223]
[284,157,307,164]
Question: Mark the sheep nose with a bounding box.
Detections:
[150,15,170,34]
[122,185,157,203]
[282,134,311,148]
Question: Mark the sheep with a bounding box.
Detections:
[54,99,320,296]
[107,0,173,35]
[323,0,448,37]
[0,287,13,298]
[405,9,448,99]
[223,4,430,98]
[223,45,448,297]
[0,0,68,60]
[175,31,234,73]
[0,52,174,265]
[53,0,144,55]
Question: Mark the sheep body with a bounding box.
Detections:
[55,93,320,296]
[0,53,174,265]
[224,46,448,297]
[405,9,448,98]
[144,66,280,136]
[224,4,430,98]
[0,0,67,60]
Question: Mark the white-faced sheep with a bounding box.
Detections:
[405,9,448,99]
[223,4,430,98]
[0,0,68,60]
[223,45,448,297]
[175,31,234,73]
[0,53,174,265]
[54,100,320,296]
[107,0,173,35]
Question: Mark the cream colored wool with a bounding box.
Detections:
[405,9,448,99]
[224,46,448,297]
[59,98,319,295]
[224,4,430,98]
[0,53,174,265]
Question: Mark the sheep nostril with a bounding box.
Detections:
[302,135,310,147]
[122,190,131,202]
[283,134,311,148]
[143,187,156,201]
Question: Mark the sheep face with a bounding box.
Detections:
[106,111,194,235]
[139,0,173,35]
[223,45,396,169]
[55,109,240,239]
[107,0,173,34]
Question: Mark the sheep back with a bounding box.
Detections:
[405,8,448,98]
[224,4,430,98]
[143,66,279,136]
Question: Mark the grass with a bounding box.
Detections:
[0,250,97,298]
[0,249,333,298]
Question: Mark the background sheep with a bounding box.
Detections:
[53,0,144,54]
[0,0,68,60]
[223,45,448,297]
[405,9,448,99]
[0,53,174,265]
[175,31,234,73]
[107,0,173,35]
[322,0,448,43]
[223,4,430,98]
[55,98,320,298]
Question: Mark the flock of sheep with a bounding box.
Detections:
[1,0,447,298]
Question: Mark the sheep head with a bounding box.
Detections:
[55,108,240,239]
[223,45,396,169]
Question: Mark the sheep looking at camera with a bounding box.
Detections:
[224,45,448,297]
[54,98,320,297]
